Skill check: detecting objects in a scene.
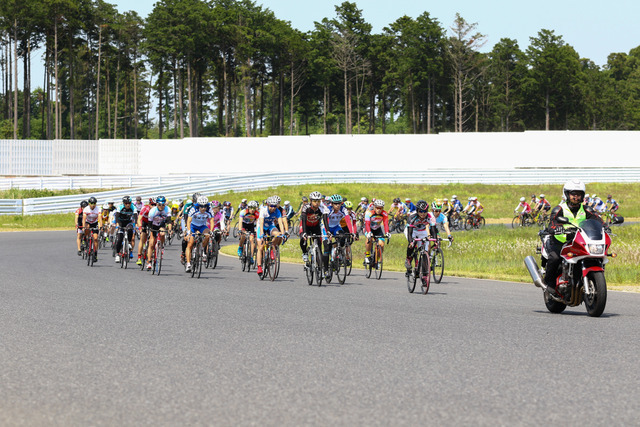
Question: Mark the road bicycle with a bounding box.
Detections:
[189,232,206,278]
[303,234,324,286]
[448,211,464,231]
[239,231,256,272]
[365,235,389,280]
[260,235,281,282]
[85,226,99,267]
[512,212,534,228]
[464,214,486,230]
[206,229,221,269]
[326,233,352,285]
[407,236,452,293]
[117,224,134,269]
[231,220,239,238]
[222,217,231,241]
[151,228,165,275]
[388,215,406,234]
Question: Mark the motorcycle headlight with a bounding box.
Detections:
[588,244,605,255]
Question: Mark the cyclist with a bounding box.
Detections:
[364,199,390,265]
[237,200,260,259]
[83,197,102,263]
[75,200,88,255]
[590,194,606,214]
[222,201,234,235]
[300,191,328,265]
[133,196,143,212]
[99,203,111,242]
[114,196,138,263]
[136,198,155,265]
[179,199,193,264]
[343,200,356,227]
[471,197,484,223]
[514,197,532,222]
[166,200,180,236]
[431,201,454,242]
[404,200,435,275]
[256,196,287,276]
[606,194,619,213]
[535,194,551,214]
[185,196,213,273]
[389,198,407,223]
[355,197,369,214]
[323,194,357,278]
[209,200,226,246]
[283,200,295,222]
[295,196,309,217]
[451,195,463,213]
[530,194,539,208]
[145,196,170,270]
[405,198,416,214]
[233,199,248,220]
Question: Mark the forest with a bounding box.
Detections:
[1,0,640,140]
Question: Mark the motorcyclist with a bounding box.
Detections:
[544,180,603,294]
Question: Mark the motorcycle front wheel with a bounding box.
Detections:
[584,271,607,317]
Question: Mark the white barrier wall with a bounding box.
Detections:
[2,131,639,177]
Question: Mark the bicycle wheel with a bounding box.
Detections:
[197,246,204,278]
[305,248,314,286]
[477,217,486,229]
[407,257,417,293]
[374,245,383,280]
[314,244,323,286]
[345,244,353,276]
[273,246,280,279]
[464,217,473,231]
[337,247,347,284]
[365,255,373,278]
[191,245,198,278]
[325,249,334,284]
[232,222,239,238]
[431,247,444,284]
[123,240,129,269]
[512,216,521,228]
[156,243,163,276]
[420,253,431,294]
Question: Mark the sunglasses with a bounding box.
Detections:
[269,205,278,208]
[417,209,428,213]
[332,202,341,205]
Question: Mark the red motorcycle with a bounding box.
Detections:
[524,215,623,317]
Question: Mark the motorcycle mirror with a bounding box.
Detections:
[612,215,624,224]
[556,216,569,225]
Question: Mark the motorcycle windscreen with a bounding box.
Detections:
[578,219,604,240]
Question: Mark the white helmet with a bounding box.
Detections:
[310,191,322,200]
[539,194,545,199]
[248,200,259,208]
[284,200,290,206]
[102,203,110,210]
[197,195,208,205]
[520,197,525,202]
[452,195,457,200]
[273,195,281,204]
[374,199,385,207]
[563,179,586,201]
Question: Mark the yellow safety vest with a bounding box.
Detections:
[555,202,586,243]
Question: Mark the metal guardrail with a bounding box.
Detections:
[2,169,640,215]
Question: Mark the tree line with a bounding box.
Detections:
[1,0,640,140]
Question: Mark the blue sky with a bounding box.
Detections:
[112,0,640,66]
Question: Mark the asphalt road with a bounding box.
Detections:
[1,231,639,426]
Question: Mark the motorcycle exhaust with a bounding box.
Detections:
[524,256,546,289]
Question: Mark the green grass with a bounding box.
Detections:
[0,188,115,199]
[0,212,76,230]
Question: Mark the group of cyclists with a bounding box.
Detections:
[514,192,620,226]
[74,191,469,281]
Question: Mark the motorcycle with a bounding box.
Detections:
[524,215,623,317]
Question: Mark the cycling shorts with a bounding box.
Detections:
[191,224,209,235]
[370,227,385,240]
[259,223,278,239]
[241,223,256,234]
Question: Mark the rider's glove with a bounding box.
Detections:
[448,235,453,242]
[301,232,308,240]
[366,232,373,239]
[385,232,391,238]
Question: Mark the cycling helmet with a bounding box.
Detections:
[122,196,131,204]
[431,201,442,211]
[361,197,368,202]
[416,200,428,211]
[185,200,193,206]
[210,200,220,208]
[88,197,97,204]
[324,196,331,203]
[102,203,110,210]
[248,200,259,208]
[531,194,536,198]
[107,200,115,204]
[443,198,449,202]
[192,192,201,203]
[520,197,526,202]
[156,196,167,204]
[539,194,545,199]
[149,197,156,206]
[330,194,343,203]
[224,201,231,206]
[374,199,385,208]
[284,200,290,206]
[241,198,247,203]
[591,194,597,199]
[563,179,586,201]
[607,194,612,199]
[452,195,457,200]
[80,200,88,208]
[309,191,322,200]
[344,201,353,209]
[301,196,309,202]
[405,198,411,202]
[197,195,209,205]
[273,195,281,204]
[472,197,478,201]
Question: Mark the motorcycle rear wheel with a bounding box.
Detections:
[544,291,567,314]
